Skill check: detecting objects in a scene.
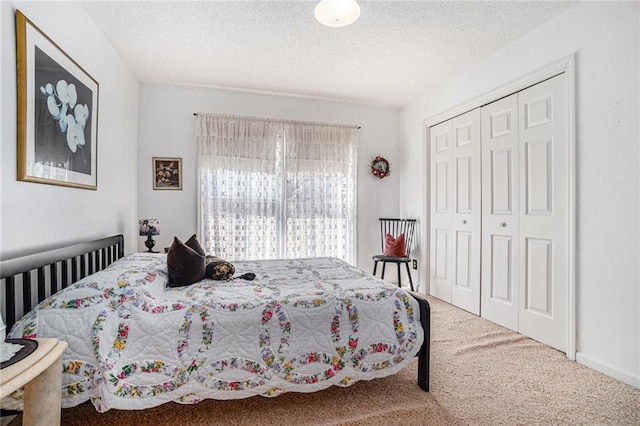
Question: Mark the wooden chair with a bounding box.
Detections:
[372,218,416,291]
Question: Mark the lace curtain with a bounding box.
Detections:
[196,114,358,264]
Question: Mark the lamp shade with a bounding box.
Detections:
[139,219,160,236]
[315,0,360,28]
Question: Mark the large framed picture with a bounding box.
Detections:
[16,10,99,190]
[153,157,182,190]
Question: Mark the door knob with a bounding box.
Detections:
[500,222,507,227]
[462,220,467,224]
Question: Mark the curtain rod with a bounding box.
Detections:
[192,112,361,129]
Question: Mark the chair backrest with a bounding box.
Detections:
[378,218,417,257]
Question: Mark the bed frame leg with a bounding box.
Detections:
[412,293,430,392]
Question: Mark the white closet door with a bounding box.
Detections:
[451,109,481,315]
[481,94,520,331]
[430,121,453,302]
[517,74,568,352]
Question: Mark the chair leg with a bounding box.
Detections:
[397,263,402,288]
[381,262,387,280]
[405,262,414,291]
[373,261,378,276]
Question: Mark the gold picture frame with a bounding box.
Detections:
[16,10,99,190]
[153,157,182,190]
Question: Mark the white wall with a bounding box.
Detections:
[400,2,640,387]
[0,1,139,258]
[137,83,401,274]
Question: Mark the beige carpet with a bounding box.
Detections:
[8,295,640,425]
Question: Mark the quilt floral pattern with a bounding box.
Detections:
[9,254,423,412]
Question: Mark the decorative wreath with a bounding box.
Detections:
[370,156,390,179]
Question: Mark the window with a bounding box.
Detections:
[197,114,358,264]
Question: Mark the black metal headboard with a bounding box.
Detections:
[0,234,124,330]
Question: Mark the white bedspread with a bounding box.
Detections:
[8,254,423,412]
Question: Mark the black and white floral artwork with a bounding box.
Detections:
[35,47,93,176]
[17,10,99,189]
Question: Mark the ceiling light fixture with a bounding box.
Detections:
[314,0,361,28]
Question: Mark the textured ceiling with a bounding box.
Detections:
[81,1,576,107]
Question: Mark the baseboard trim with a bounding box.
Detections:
[576,352,640,389]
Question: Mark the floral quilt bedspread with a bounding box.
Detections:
[9,254,423,412]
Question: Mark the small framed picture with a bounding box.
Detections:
[16,10,99,190]
[153,157,182,190]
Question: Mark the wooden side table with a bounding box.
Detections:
[0,338,67,426]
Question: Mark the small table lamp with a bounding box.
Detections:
[139,219,160,253]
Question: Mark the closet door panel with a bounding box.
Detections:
[481,94,519,331]
[518,74,568,352]
[490,235,513,302]
[490,148,513,214]
[524,238,553,314]
[430,121,453,302]
[451,109,481,315]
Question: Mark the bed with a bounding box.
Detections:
[1,235,430,412]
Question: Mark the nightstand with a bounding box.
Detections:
[0,338,68,426]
